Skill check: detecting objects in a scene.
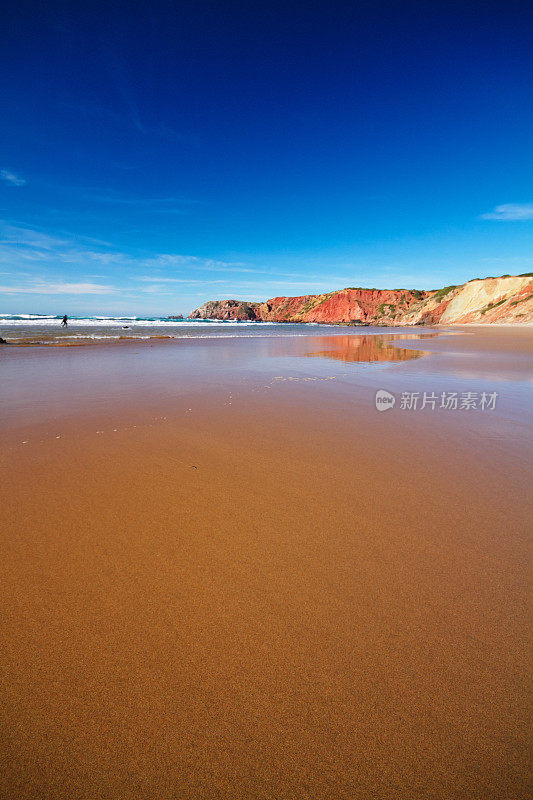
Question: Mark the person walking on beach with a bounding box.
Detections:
[61,314,68,327]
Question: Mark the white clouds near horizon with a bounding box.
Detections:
[1,217,532,312]
[0,222,346,305]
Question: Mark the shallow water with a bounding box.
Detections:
[1,327,531,445]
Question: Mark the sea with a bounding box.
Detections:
[0,313,367,345]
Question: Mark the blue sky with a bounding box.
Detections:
[1,0,532,315]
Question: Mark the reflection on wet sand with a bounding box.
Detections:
[305,334,432,363]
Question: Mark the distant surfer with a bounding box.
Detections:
[61,314,68,327]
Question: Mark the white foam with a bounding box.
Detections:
[0,316,277,327]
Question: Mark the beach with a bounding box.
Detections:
[1,326,531,799]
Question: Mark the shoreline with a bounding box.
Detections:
[1,320,532,348]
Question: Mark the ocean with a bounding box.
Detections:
[0,314,364,344]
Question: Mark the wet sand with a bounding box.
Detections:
[0,328,531,799]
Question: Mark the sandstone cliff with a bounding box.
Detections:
[188,274,533,325]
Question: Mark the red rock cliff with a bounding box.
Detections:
[188,276,533,325]
[256,288,430,323]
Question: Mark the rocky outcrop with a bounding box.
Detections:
[188,274,533,325]
[188,299,260,320]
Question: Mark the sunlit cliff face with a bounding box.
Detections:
[189,276,533,326]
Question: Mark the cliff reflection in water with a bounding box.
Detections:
[305,335,431,363]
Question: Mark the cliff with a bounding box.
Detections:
[189,299,260,320]
[189,275,533,325]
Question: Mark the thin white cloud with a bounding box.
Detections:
[81,189,195,214]
[59,100,184,141]
[136,276,228,284]
[0,281,117,295]
[138,286,173,295]
[0,223,68,248]
[0,169,27,187]
[134,256,345,280]
[140,254,250,272]
[481,203,533,221]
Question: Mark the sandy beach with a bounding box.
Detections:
[1,327,531,799]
